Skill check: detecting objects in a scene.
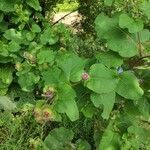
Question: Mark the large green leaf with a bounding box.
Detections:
[0,41,9,57]
[26,0,41,11]
[81,103,96,118]
[91,92,115,119]
[107,32,138,58]
[76,139,91,150]
[135,29,150,43]
[104,0,113,6]
[8,41,21,52]
[0,13,3,22]
[18,72,40,92]
[0,88,8,95]
[140,1,150,19]
[98,121,121,150]
[57,83,76,100]
[121,101,142,126]
[0,67,13,95]
[57,53,86,82]
[137,97,150,121]
[0,67,13,86]
[37,49,55,64]
[3,29,23,43]
[25,32,35,42]
[55,83,79,121]
[86,64,119,94]
[96,51,123,68]
[119,13,143,33]
[42,67,63,85]
[0,0,19,12]
[31,23,41,33]
[116,71,144,100]
[55,99,79,122]
[95,13,138,57]
[95,13,117,39]
[40,27,59,45]
[44,127,74,150]
[0,21,8,32]
[123,125,150,149]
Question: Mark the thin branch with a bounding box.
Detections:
[138,54,150,61]
[130,54,150,69]
[52,8,79,26]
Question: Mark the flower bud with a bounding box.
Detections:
[33,108,43,124]
[43,86,55,100]
[82,72,90,80]
[42,107,54,122]
[15,62,22,71]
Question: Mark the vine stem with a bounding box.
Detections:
[52,8,79,26]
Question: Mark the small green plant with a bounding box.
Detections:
[0,104,43,150]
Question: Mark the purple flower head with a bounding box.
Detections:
[82,72,90,80]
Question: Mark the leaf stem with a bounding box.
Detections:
[137,32,143,57]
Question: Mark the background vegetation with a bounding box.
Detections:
[0,0,150,150]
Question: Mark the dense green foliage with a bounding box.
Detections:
[55,0,79,12]
[39,0,62,15]
[0,0,150,149]
[78,0,150,34]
